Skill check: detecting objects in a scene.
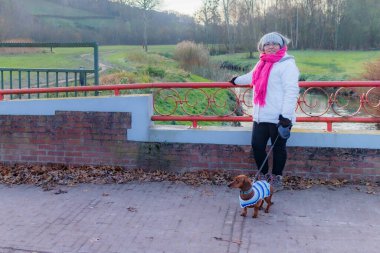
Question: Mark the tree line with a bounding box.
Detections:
[195,0,380,53]
[0,0,379,51]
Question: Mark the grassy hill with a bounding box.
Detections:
[0,0,195,45]
[18,0,95,16]
[16,0,119,33]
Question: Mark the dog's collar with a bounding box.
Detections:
[240,188,253,195]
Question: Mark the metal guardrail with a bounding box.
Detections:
[0,42,99,99]
[0,67,93,99]
[0,81,378,132]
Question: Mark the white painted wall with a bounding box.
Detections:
[1,95,379,149]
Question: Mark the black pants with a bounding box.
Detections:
[251,122,288,176]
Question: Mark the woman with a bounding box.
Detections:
[229,32,300,191]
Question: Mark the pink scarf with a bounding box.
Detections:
[252,46,287,106]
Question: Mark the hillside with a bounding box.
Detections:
[0,0,196,45]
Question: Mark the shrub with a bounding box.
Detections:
[100,71,151,84]
[209,44,229,55]
[173,41,209,71]
[146,66,165,78]
[127,51,147,63]
[362,58,380,80]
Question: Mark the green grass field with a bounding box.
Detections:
[2,45,379,81]
[212,49,380,81]
[293,50,380,80]
[0,47,93,69]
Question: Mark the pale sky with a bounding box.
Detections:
[159,0,203,16]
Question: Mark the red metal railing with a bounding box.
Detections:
[0,81,379,132]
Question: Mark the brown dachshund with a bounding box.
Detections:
[228,175,273,218]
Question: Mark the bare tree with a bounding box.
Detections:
[221,0,236,53]
[326,0,346,49]
[293,0,301,49]
[242,0,256,58]
[121,0,161,51]
[195,0,221,47]
[195,1,211,44]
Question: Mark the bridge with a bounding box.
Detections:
[0,81,378,182]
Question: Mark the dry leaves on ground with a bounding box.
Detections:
[0,164,232,190]
[0,164,378,193]
[283,176,349,190]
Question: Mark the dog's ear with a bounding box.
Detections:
[245,177,252,184]
[243,176,252,186]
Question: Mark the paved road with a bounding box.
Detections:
[0,182,379,253]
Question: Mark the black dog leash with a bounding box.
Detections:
[253,134,279,181]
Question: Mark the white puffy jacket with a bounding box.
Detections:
[234,53,300,124]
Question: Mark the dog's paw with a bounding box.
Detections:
[240,212,247,217]
[252,215,258,218]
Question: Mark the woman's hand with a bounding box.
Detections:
[278,114,291,127]
[278,115,292,139]
[229,76,238,85]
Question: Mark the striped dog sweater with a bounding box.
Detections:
[239,180,271,208]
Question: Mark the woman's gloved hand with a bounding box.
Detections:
[278,114,292,127]
[229,76,238,85]
[278,114,292,139]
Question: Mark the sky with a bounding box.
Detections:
[159,0,203,16]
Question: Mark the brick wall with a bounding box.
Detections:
[0,111,379,181]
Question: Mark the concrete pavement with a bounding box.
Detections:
[0,182,379,253]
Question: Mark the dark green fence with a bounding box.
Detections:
[0,42,99,99]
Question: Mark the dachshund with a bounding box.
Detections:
[228,174,273,218]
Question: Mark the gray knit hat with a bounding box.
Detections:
[258,32,289,51]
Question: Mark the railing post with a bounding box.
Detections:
[94,42,99,97]
[94,43,99,86]
[27,70,31,99]
[0,70,3,90]
[79,67,85,86]
[327,122,333,132]
[46,72,49,98]
[10,71,13,99]
[37,71,40,98]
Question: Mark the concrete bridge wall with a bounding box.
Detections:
[0,95,379,181]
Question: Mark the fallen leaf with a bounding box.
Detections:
[54,189,68,195]
[213,236,242,245]
[127,207,138,212]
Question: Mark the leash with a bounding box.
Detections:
[253,134,280,181]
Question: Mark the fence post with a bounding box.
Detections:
[94,42,99,96]
[94,43,99,85]
[79,67,85,86]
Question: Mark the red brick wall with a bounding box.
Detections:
[0,111,379,181]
